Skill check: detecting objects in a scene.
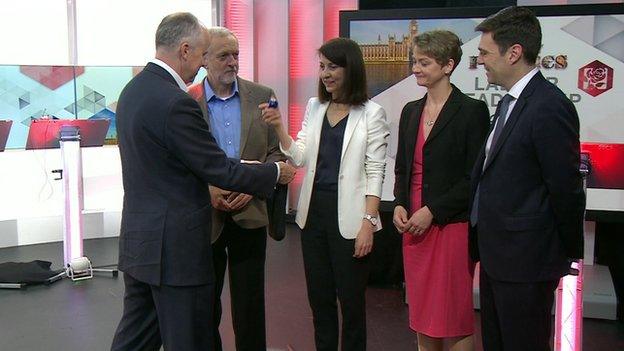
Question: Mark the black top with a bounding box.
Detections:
[314,113,349,191]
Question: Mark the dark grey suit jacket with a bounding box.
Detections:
[116,63,277,286]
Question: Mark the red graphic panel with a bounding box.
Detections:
[581,143,624,189]
[26,119,109,150]
[20,66,85,90]
[577,60,613,97]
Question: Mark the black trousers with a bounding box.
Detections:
[111,272,214,351]
[479,267,559,351]
[302,189,370,351]
[212,216,267,351]
[597,222,624,321]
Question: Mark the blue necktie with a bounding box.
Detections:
[470,94,513,226]
[487,94,513,158]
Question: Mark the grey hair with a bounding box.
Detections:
[206,26,236,39]
[155,12,204,50]
[205,26,237,46]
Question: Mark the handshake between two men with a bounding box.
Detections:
[210,160,296,212]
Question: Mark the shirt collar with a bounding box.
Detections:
[149,58,188,92]
[204,78,239,102]
[507,67,539,100]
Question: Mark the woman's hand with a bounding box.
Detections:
[259,102,283,129]
[393,206,409,233]
[259,101,292,150]
[405,206,433,236]
[354,220,374,258]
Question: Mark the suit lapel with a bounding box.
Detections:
[312,101,330,159]
[482,72,541,172]
[471,86,505,188]
[405,99,424,174]
[196,78,211,131]
[238,79,254,152]
[424,87,461,146]
[341,105,364,162]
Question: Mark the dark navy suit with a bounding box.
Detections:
[469,71,585,350]
[111,63,277,351]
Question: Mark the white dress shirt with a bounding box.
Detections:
[150,58,188,92]
[484,68,539,162]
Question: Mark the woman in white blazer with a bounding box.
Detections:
[262,38,389,351]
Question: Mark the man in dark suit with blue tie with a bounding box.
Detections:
[470,7,585,351]
[110,13,295,351]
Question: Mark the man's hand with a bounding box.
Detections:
[226,192,253,211]
[209,185,232,212]
[277,161,296,184]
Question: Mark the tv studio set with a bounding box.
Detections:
[0,0,622,350]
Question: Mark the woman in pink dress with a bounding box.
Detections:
[392,30,490,351]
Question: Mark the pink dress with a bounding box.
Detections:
[402,114,475,338]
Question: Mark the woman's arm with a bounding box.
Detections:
[354,195,381,258]
[354,103,389,257]
[363,103,390,198]
[261,98,316,167]
[393,103,413,209]
[393,103,415,233]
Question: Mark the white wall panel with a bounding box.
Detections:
[75,0,213,66]
[0,0,70,65]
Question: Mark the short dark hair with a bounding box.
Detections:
[413,30,463,74]
[317,38,368,105]
[475,6,542,65]
[155,12,203,50]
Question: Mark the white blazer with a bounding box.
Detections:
[282,97,389,239]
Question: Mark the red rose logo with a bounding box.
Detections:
[585,67,607,88]
[578,61,613,97]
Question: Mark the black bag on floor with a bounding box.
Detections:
[0,260,63,285]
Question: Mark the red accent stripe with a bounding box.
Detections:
[224,0,254,80]
[323,0,357,41]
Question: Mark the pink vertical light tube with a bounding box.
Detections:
[555,260,583,351]
[60,139,84,267]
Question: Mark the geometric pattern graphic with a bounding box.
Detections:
[562,15,624,62]
[0,64,208,149]
[0,78,27,109]
[88,107,117,141]
[578,60,614,97]
[19,92,30,109]
[20,66,85,90]
[0,65,130,149]
[65,85,106,115]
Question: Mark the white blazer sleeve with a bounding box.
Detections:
[364,103,389,198]
[279,98,314,167]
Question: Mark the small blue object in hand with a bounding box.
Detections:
[268,98,278,108]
